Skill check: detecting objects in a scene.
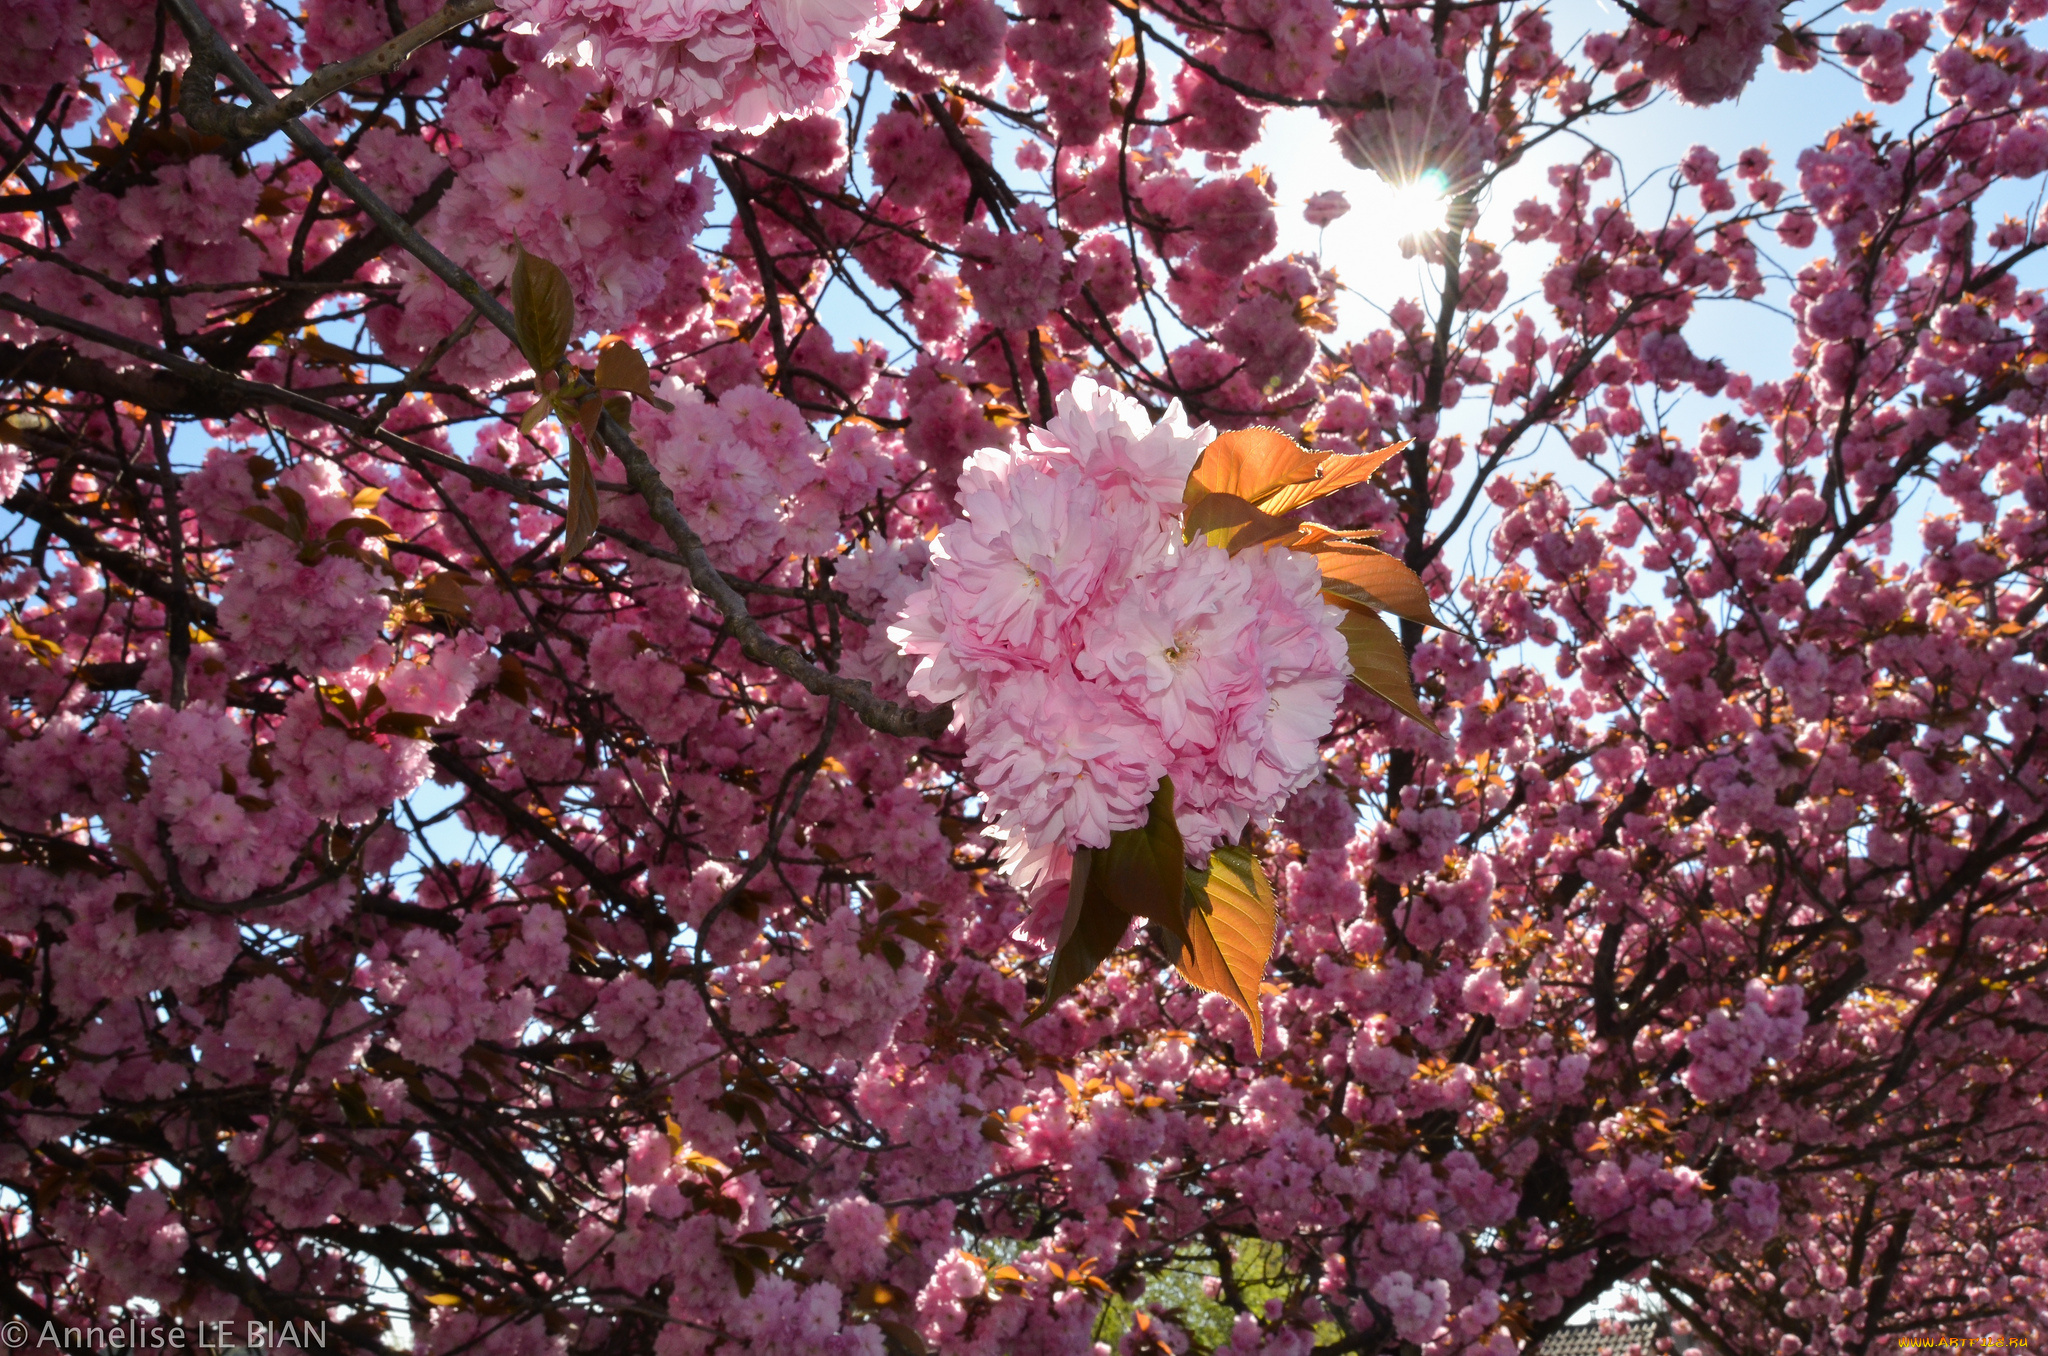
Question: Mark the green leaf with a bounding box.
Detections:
[1096,776,1188,941]
[295,329,361,371]
[334,1079,384,1128]
[272,485,311,536]
[603,395,634,438]
[373,711,435,740]
[1336,606,1439,733]
[563,439,599,562]
[1169,845,1277,1055]
[1027,779,1188,1024]
[236,504,296,539]
[877,1319,931,1356]
[511,245,575,373]
[517,391,554,436]
[1052,845,1097,951]
[1026,879,1133,1025]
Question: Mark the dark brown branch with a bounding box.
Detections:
[179,0,498,145]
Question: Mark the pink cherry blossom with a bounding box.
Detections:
[894,377,1349,881]
[1303,189,1351,226]
[503,0,910,131]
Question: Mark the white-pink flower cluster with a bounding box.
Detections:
[503,0,909,132]
[891,378,1350,889]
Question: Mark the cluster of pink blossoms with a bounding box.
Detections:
[199,456,392,676]
[502,0,909,131]
[1681,979,1808,1102]
[1630,0,1784,105]
[892,378,1350,887]
[1327,19,1493,190]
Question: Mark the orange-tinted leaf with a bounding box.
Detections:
[511,245,574,373]
[496,654,529,703]
[326,514,397,541]
[1182,492,1300,554]
[418,571,474,625]
[594,340,673,409]
[8,617,61,668]
[563,440,599,562]
[1337,606,1439,733]
[1254,439,1409,515]
[1185,427,1323,509]
[1287,520,1379,550]
[594,339,651,394]
[1311,542,1454,631]
[1170,845,1276,1054]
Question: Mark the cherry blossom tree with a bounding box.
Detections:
[2,0,2046,1349]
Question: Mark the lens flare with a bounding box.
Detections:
[1385,168,1451,238]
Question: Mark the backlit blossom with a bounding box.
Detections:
[503,0,911,130]
[893,377,1349,885]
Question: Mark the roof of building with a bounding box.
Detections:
[1537,1319,1668,1356]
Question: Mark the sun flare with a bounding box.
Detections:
[1382,168,1451,238]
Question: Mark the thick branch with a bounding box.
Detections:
[179,0,498,144]
[1,339,240,418]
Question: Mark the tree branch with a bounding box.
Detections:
[179,0,499,145]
